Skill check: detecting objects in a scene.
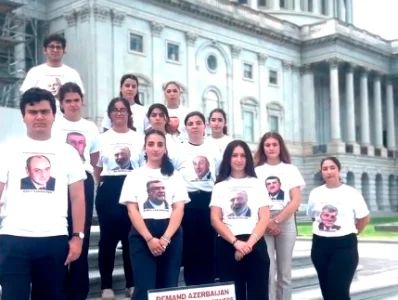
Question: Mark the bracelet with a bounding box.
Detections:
[145,236,154,243]
[161,236,171,244]
[232,238,238,246]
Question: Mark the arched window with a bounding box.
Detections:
[202,88,223,118]
[241,98,258,142]
[135,74,152,106]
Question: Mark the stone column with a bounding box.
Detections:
[386,79,396,150]
[231,46,243,139]
[313,0,321,14]
[346,0,353,23]
[302,0,308,12]
[345,64,358,151]
[373,74,383,149]
[151,22,164,104]
[360,70,371,146]
[327,0,335,17]
[258,53,268,134]
[301,64,316,153]
[294,0,301,12]
[283,60,293,141]
[329,59,341,141]
[273,0,280,10]
[249,0,257,9]
[338,0,346,22]
[185,32,197,108]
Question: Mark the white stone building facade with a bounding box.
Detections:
[10,0,398,211]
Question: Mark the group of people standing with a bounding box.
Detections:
[0,32,370,300]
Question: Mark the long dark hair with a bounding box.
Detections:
[254,131,291,166]
[119,74,142,105]
[107,97,135,130]
[144,129,174,176]
[320,156,341,170]
[216,140,256,183]
[146,103,171,134]
[208,108,228,135]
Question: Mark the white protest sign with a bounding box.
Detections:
[148,282,236,300]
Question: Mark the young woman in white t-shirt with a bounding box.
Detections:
[307,156,370,300]
[254,132,305,300]
[207,108,232,156]
[210,140,271,300]
[95,97,142,299]
[102,74,147,134]
[119,129,189,300]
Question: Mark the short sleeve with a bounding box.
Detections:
[352,189,369,219]
[0,145,10,183]
[290,165,306,190]
[170,171,190,204]
[119,171,139,205]
[209,183,223,208]
[66,145,87,184]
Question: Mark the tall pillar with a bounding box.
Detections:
[346,0,353,23]
[185,32,197,108]
[345,65,356,143]
[360,70,370,145]
[231,46,243,139]
[302,0,308,12]
[329,59,341,141]
[249,0,257,9]
[151,22,164,103]
[283,60,293,141]
[338,0,346,22]
[273,0,280,10]
[258,53,268,134]
[301,64,316,153]
[327,0,335,17]
[386,79,396,150]
[294,0,301,11]
[313,0,321,14]
[373,74,383,149]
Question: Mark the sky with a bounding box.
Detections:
[353,0,398,40]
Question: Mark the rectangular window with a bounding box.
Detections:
[167,42,180,62]
[270,115,279,132]
[280,0,286,9]
[243,110,254,142]
[321,0,327,14]
[129,33,143,53]
[243,63,253,80]
[269,70,278,85]
[258,0,267,7]
[238,0,248,4]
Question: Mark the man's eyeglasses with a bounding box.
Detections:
[111,108,128,115]
[46,44,64,50]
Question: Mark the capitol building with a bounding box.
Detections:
[1,0,397,211]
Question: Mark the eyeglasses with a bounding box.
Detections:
[111,108,128,115]
[166,89,179,94]
[46,44,63,50]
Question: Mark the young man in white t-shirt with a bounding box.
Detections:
[20,34,84,98]
[0,88,86,300]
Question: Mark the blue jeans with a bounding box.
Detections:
[0,235,69,300]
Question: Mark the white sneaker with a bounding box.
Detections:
[101,288,116,300]
[126,287,134,298]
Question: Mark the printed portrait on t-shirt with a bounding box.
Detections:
[37,76,62,97]
[20,155,56,191]
[228,190,251,217]
[143,180,169,210]
[112,146,133,171]
[168,116,180,135]
[318,204,341,232]
[265,176,285,201]
[66,131,86,162]
[192,155,211,181]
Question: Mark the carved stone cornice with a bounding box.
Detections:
[64,11,77,27]
[111,9,125,26]
[185,32,197,46]
[231,45,241,58]
[93,5,109,22]
[151,22,164,37]
[327,57,340,68]
[77,4,90,23]
[282,60,293,70]
[257,53,267,65]
[300,64,313,75]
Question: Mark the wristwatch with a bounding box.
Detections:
[72,232,85,239]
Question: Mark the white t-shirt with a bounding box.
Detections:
[119,165,190,219]
[206,135,233,156]
[20,63,85,96]
[255,162,305,211]
[210,177,271,236]
[97,128,143,176]
[180,140,221,192]
[101,103,148,134]
[52,115,100,173]
[0,137,86,237]
[307,184,369,237]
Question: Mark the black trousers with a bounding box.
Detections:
[311,233,358,300]
[95,175,134,289]
[0,235,69,300]
[66,172,95,300]
[130,219,183,300]
[182,190,216,286]
[217,235,269,300]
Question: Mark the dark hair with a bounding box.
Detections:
[163,81,182,92]
[58,82,83,103]
[43,33,66,49]
[320,156,341,171]
[184,111,206,126]
[146,103,170,133]
[144,129,174,176]
[107,97,135,130]
[254,131,291,166]
[119,74,142,105]
[208,108,228,135]
[216,140,256,183]
[20,88,56,116]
